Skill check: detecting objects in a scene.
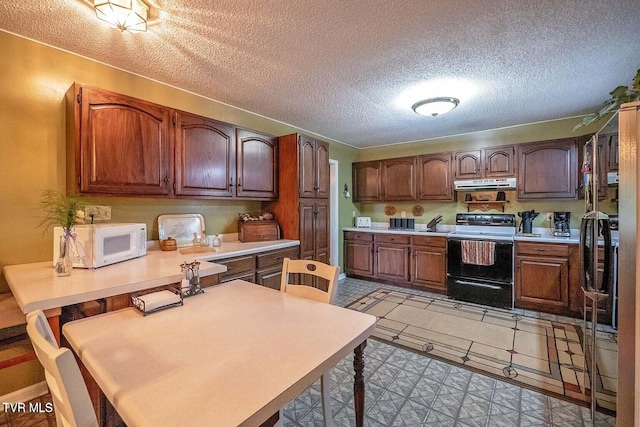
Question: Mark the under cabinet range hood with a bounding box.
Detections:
[454,178,517,191]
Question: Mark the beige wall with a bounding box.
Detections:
[0,31,360,296]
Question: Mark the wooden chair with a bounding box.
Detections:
[278,258,340,427]
[26,310,98,427]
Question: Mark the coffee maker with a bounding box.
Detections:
[553,211,571,237]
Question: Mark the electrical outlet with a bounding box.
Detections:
[85,206,111,221]
[547,212,553,221]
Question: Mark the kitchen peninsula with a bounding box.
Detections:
[3,239,299,315]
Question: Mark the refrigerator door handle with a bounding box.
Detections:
[601,218,612,294]
[580,212,612,293]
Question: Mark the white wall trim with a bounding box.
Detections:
[329,159,339,267]
[0,381,48,403]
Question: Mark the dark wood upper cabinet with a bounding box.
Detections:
[418,153,455,201]
[517,138,578,200]
[381,156,418,201]
[236,129,278,199]
[68,83,277,200]
[454,150,482,179]
[454,146,515,179]
[484,146,516,177]
[352,161,382,202]
[298,135,329,199]
[174,111,235,198]
[68,84,172,196]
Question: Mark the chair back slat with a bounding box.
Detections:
[280,258,339,304]
[26,311,98,427]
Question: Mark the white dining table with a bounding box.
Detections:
[62,279,376,427]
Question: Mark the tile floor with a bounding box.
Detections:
[1,277,617,426]
[279,277,617,427]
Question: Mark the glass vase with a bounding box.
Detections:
[55,234,73,277]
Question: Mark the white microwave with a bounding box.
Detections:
[53,223,147,268]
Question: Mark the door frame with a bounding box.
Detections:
[329,159,339,268]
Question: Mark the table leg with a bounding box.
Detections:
[353,340,367,427]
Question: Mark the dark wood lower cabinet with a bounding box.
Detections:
[375,234,411,282]
[344,232,374,277]
[216,246,299,289]
[516,255,569,311]
[515,242,587,318]
[411,235,447,293]
[344,231,446,292]
[516,242,571,313]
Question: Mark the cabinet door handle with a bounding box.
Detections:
[229,178,234,187]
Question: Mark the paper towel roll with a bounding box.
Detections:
[136,290,182,312]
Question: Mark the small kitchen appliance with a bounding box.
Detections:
[389,217,415,229]
[517,210,539,234]
[355,216,371,228]
[552,211,571,237]
[53,223,147,268]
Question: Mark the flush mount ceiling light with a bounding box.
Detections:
[411,97,460,117]
[94,0,150,32]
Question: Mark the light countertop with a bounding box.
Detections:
[343,226,451,238]
[343,226,618,246]
[190,239,300,261]
[4,239,299,313]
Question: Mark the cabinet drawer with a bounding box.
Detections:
[200,274,220,288]
[344,231,374,242]
[375,234,411,245]
[218,255,255,279]
[256,247,299,269]
[516,242,570,257]
[412,235,446,248]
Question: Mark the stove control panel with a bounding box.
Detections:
[455,213,516,227]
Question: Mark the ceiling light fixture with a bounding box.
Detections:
[94,0,150,32]
[411,97,460,117]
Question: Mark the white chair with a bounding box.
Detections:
[26,310,98,427]
[278,258,340,427]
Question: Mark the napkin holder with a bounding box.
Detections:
[131,288,183,316]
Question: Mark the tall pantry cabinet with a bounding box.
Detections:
[263,134,330,286]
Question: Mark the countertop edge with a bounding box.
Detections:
[342,227,588,244]
[4,239,300,313]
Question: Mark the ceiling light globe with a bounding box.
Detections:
[94,0,149,32]
[412,97,460,117]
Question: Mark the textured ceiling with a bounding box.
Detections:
[1,0,639,148]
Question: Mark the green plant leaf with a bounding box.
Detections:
[574,68,640,131]
[632,68,640,91]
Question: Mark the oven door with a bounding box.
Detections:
[446,237,514,309]
[447,238,513,283]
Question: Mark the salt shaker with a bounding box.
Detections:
[212,234,221,247]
